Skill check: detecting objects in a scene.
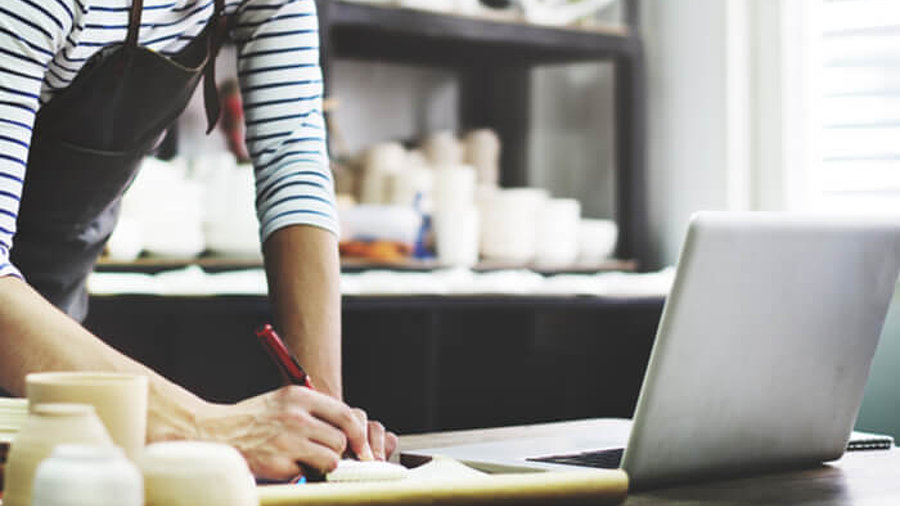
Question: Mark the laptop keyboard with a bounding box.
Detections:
[526,448,625,469]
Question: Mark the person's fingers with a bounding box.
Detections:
[244,437,340,481]
[384,430,399,460]
[292,387,371,462]
[291,440,341,476]
[351,408,375,461]
[292,409,348,456]
[249,456,302,482]
[368,420,386,461]
[267,413,345,475]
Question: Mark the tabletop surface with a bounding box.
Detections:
[398,419,900,505]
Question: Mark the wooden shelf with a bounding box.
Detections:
[95,255,636,275]
[319,1,639,67]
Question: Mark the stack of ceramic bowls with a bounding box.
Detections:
[0,398,29,492]
[0,398,28,441]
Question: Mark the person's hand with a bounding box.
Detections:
[193,385,371,480]
[350,408,399,461]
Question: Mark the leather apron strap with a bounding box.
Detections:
[127,0,143,48]
[204,0,227,133]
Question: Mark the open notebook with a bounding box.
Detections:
[257,457,628,506]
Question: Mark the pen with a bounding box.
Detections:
[255,324,323,483]
[256,324,314,389]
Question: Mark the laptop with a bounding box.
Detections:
[401,212,900,490]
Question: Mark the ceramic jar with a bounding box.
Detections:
[31,445,143,506]
[423,131,464,167]
[463,129,501,187]
[3,403,114,506]
[141,441,257,506]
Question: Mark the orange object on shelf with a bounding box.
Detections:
[339,240,411,262]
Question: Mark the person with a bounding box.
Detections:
[0,0,397,480]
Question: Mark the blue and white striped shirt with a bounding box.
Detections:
[0,0,335,279]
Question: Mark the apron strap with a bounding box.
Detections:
[203,0,227,133]
[126,0,143,47]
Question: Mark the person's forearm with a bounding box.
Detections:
[262,225,343,400]
[0,276,204,442]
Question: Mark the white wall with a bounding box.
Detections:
[642,0,751,268]
[329,60,459,156]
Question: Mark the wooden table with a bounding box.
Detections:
[399,419,900,505]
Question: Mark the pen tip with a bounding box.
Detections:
[256,324,273,338]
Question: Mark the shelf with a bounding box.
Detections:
[94,256,637,275]
[319,1,640,66]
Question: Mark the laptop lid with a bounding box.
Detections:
[401,212,900,489]
[622,212,900,488]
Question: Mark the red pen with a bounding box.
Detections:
[256,324,314,389]
[256,324,323,483]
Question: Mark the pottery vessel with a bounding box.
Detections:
[31,444,142,506]
[26,372,148,461]
[141,441,257,506]
[3,404,114,506]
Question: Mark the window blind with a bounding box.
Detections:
[816,0,900,210]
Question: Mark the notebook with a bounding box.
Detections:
[402,212,900,490]
[847,430,895,451]
[259,457,628,505]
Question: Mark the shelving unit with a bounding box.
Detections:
[316,0,648,267]
[79,2,661,434]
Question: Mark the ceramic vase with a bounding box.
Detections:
[3,403,114,506]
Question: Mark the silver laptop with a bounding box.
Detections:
[402,212,900,490]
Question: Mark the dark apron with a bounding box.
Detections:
[11,0,228,321]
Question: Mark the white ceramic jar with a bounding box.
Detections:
[3,404,113,506]
[32,445,143,506]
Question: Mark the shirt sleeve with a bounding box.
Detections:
[230,0,337,242]
[0,0,76,279]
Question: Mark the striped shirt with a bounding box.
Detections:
[0,0,335,280]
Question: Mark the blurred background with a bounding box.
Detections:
[86,0,900,439]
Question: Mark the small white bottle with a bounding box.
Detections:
[31,445,143,506]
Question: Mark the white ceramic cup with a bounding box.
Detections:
[433,165,477,212]
[26,372,149,461]
[479,188,549,263]
[387,166,434,210]
[32,445,143,506]
[435,205,481,268]
[578,219,619,263]
[535,198,582,267]
[141,441,257,506]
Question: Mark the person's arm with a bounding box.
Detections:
[232,0,341,395]
[0,275,371,478]
[263,224,342,399]
[0,277,203,439]
[232,0,398,459]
